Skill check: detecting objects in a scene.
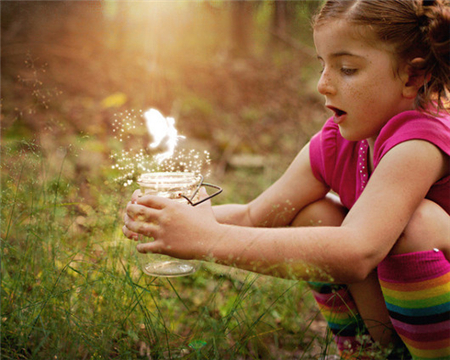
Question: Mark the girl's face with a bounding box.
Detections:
[314,20,414,142]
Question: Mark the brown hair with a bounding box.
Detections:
[313,0,450,112]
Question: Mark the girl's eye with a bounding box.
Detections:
[341,68,357,75]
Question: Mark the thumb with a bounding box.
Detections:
[194,186,213,207]
[131,189,141,204]
[198,187,209,200]
[137,241,162,254]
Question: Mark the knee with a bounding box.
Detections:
[390,199,450,258]
[291,193,348,228]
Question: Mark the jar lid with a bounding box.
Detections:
[137,172,200,187]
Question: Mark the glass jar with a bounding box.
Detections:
[136,172,201,277]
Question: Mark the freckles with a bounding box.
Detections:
[345,83,364,102]
[354,80,381,104]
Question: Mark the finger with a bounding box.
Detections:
[137,241,163,254]
[131,189,141,203]
[126,203,160,222]
[198,187,209,200]
[124,216,159,239]
[124,200,137,220]
[122,225,140,241]
[196,187,212,208]
[137,194,172,209]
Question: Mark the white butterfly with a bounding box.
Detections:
[144,108,185,163]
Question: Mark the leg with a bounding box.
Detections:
[348,271,399,349]
[290,193,348,228]
[378,200,450,360]
[390,199,450,260]
[293,195,400,358]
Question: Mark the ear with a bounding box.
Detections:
[401,57,429,99]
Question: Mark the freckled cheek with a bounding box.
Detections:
[350,83,381,110]
[344,84,369,109]
[359,92,376,109]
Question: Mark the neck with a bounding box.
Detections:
[366,138,375,174]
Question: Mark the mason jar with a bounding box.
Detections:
[136,172,201,277]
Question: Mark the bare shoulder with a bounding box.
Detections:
[378,139,448,184]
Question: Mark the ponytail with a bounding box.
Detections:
[415,0,450,110]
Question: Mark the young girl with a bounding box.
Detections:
[123,0,450,358]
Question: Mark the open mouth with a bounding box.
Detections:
[327,106,347,117]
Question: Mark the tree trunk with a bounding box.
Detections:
[272,0,287,38]
[230,1,253,58]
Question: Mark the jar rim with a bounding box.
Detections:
[137,172,200,186]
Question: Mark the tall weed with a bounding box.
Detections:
[1,135,335,360]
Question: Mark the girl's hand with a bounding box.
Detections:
[122,189,142,241]
[122,188,219,260]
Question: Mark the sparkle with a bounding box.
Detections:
[110,109,210,186]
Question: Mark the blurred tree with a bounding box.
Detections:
[111,1,130,55]
[269,0,321,55]
[230,0,254,58]
[226,0,322,58]
[272,0,288,37]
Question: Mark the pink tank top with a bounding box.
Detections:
[310,110,450,214]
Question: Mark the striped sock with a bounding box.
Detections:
[378,249,450,360]
[308,282,374,359]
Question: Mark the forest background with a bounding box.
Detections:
[1,1,341,359]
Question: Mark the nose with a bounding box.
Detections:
[317,69,335,96]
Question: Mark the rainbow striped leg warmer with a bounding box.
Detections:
[378,249,450,360]
[308,282,375,359]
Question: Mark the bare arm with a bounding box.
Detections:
[124,140,447,283]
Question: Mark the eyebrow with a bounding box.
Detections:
[317,52,365,60]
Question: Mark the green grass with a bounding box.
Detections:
[1,138,339,359]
